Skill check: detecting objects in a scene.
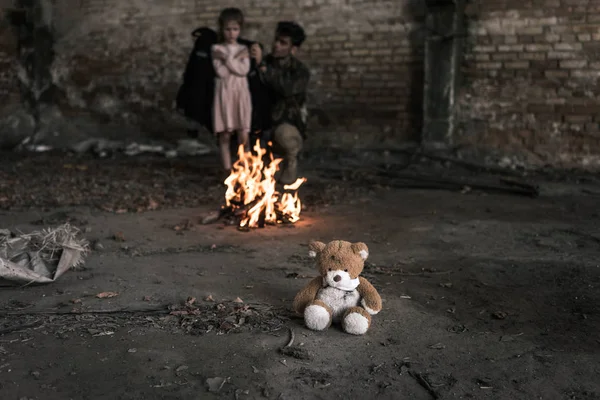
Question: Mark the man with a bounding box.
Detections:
[251,21,310,185]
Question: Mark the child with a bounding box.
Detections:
[212,8,252,173]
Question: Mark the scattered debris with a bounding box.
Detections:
[167,299,289,335]
[439,282,453,288]
[428,343,446,350]
[447,324,467,334]
[233,297,244,303]
[201,211,221,225]
[172,219,195,232]
[205,295,215,302]
[500,332,524,342]
[185,297,196,306]
[127,348,137,353]
[235,389,250,399]
[96,292,119,299]
[477,377,493,389]
[371,363,385,373]
[492,311,508,320]
[284,327,295,348]
[0,224,89,284]
[112,232,125,242]
[409,371,439,399]
[205,377,230,393]
[295,367,332,389]
[0,320,43,335]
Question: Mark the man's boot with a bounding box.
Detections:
[272,123,303,185]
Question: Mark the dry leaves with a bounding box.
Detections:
[96,292,119,299]
[113,232,125,242]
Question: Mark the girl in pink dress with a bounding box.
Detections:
[212,8,252,172]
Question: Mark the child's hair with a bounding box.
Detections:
[218,7,244,39]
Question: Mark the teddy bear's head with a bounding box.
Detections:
[308,240,369,290]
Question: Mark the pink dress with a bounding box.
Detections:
[212,43,252,134]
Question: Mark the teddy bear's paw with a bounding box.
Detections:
[361,299,380,315]
[343,312,370,335]
[304,305,331,331]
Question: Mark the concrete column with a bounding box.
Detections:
[422,0,466,150]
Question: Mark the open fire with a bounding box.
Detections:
[221,140,306,229]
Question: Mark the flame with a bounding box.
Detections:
[224,140,306,228]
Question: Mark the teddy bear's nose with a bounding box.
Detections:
[333,275,341,282]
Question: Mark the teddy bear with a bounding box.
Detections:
[292,240,382,335]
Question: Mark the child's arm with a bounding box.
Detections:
[212,46,230,78]
[224,47,250,77]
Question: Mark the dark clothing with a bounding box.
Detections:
[259,54,310,138]
[176,27,217,133]
[176,27,272,135]
[238,39,274,134]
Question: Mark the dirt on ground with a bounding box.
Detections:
[0,149,599,400]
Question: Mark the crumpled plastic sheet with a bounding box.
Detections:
[0,224,89,285]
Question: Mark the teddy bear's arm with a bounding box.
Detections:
[292,277,322,315]
[357,277,383,315]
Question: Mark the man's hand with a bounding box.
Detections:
[235,48,249,59]
[250,43,262,65]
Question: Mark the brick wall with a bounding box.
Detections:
[40,0,425,148]
[458,0,600,168]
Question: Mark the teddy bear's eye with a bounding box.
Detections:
[344,269,348,272]
[328,268,332,271]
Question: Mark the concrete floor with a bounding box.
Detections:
[0,150,599,399]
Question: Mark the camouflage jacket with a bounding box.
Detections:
[259,54,310,138]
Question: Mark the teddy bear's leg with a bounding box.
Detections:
[304,300,333,331]
[342,307,372,335]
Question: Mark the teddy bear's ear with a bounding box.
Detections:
[351,242,369,260]
[308,241,326,258]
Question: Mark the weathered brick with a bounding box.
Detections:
[504,61,530,69]
[560,60,588,68]
[578,33,592,41]
[473,45,497,53]
[554,42,583,51]
[492,53,519,61]
[547,51,579,59]
[565,115,593,123]
[519,52,547,60]
[527,103,556,113]
[545,70,570,79]
[525,44,552,52]
[498,44,524,52]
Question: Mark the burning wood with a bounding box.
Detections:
[209,140,306,229]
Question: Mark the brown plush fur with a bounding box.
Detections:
[292,240,383,325]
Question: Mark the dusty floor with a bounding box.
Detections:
[0,150,599,400]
